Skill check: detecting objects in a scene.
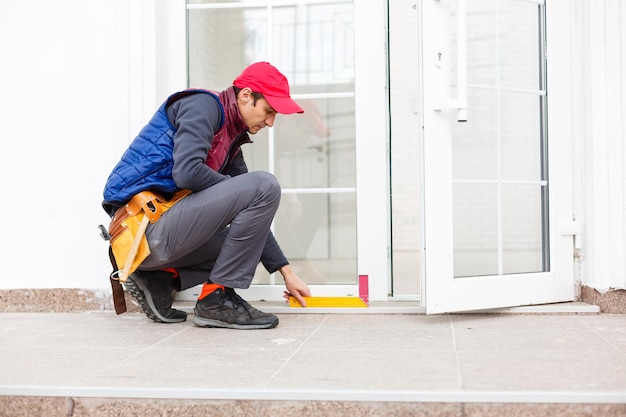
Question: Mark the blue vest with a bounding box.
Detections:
[102,90,224,210]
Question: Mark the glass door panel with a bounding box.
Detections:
[187,1,357,296]
[449,0,547,278]
[389,0,422,299]
[501,185,544,274]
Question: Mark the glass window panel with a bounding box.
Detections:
[188,8,267,88]
[451,0,541,91]
[498,0,541,90]
[273,4,354,92]
[500,91,541,181]
[188,1,357,287]
[453,183,499,277]
[502,185,544,274]
[270,193,356,285]
[451,0,498,87]
[449,1,547,279]
[452,88,498,180]
[273,97,354,189]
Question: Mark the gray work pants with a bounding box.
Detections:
[140,171,281,290]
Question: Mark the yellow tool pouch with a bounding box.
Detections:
[108,189,191,277]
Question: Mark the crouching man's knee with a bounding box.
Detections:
[251,171,281,202]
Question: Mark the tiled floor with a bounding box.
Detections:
[1,304,626,407]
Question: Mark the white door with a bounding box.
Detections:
[421,0,576,313]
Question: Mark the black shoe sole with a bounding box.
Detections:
[192,315,279,330]
[124,275,187,323]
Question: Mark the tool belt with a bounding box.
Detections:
[105,189,190,314]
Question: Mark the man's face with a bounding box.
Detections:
[238,88,277,134]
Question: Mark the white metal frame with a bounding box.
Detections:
[126,0,576,310]
[354,0,391,302]
[153,0,391,302]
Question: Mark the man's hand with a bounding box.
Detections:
[279,264,311,307]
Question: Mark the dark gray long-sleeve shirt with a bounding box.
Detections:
[166,92,289,274]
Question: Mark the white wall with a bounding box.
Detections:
[0,0,124,290]
[571,0,626,292]
[0,0,185,291]
[1,0,624,297]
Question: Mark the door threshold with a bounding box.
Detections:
[173,300,425,314]
[173,301,598,315]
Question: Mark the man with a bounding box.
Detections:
[102,62,311,330]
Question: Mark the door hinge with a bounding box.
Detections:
[559,219,581,249]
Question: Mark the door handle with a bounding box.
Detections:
[433,0,468,122]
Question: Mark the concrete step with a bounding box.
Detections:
[2,395,626,417]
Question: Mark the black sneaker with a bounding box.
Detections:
[124,270,187,323]
[192,287,279,329]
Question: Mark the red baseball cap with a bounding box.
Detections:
[233,62,304,114]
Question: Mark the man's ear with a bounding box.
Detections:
[239,87,253,103]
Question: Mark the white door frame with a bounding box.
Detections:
[129,0,575,310]
[156,0,391,303]
[354,0,392,302]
